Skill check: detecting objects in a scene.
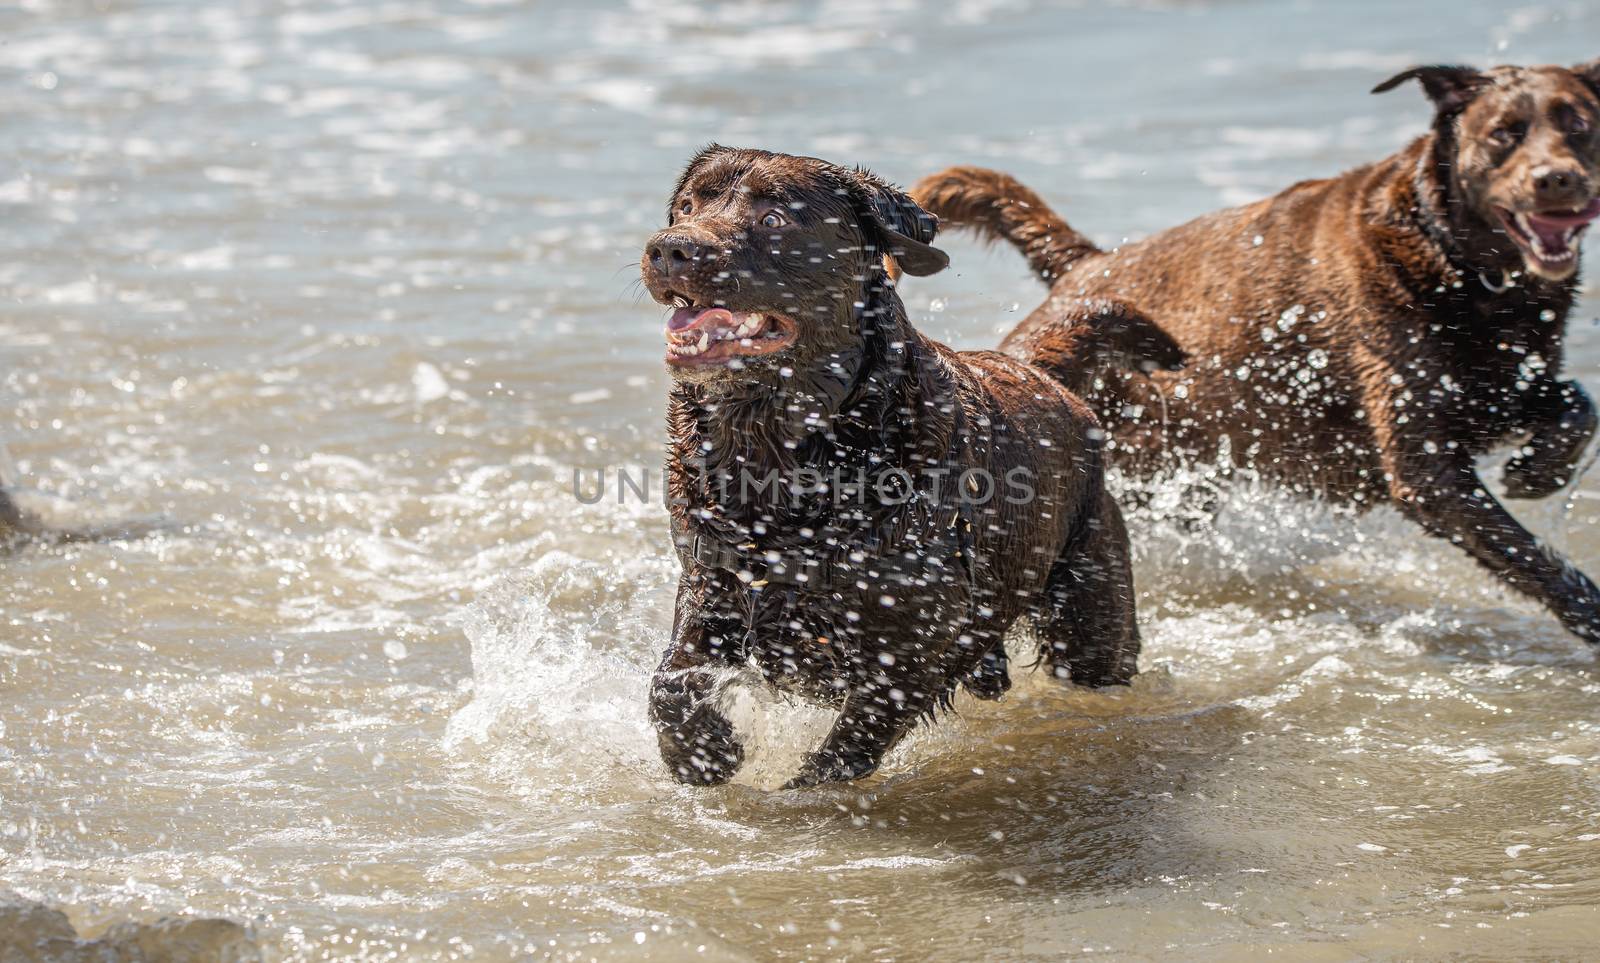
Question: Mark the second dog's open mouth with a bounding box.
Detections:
[1496,199,1600,278]
[663,300,797,366]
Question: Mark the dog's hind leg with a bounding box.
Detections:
[1034,490,1141,687]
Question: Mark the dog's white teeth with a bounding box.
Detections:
[733,314,762,339]
[669,313,778,357]
[668,332,710,356]
[672,296,690,309]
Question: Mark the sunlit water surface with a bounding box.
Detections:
[3,0,1600,959]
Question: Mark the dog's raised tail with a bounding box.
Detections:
[908,166,1098,283]
[1003,299,1186,396]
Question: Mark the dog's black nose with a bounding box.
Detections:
[647,234,706,277]
[1533,166,1585,200]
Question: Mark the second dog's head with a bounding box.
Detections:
[641,146,948,385]
[1376,60,1600,281]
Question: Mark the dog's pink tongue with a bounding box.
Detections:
[1526,199,1600,245]
[668,307,732,331]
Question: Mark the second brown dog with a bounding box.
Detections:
[913,60,1600,642]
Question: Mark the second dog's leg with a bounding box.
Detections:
[1384,447,1600,643]
[1504,379,1597,499]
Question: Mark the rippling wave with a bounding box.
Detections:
[3,0,1599,959]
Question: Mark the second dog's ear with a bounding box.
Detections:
[841,168,950,277]
[1574,58,1600,100]
[1371,64,1489,116]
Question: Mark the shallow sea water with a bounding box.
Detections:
[3,0,1600,959]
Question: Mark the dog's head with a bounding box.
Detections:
[641,145,948,384]
[1376,60,1600,281]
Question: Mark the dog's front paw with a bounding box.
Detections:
[1548,575,1600,645]
[962,648,1010,701]
[1502,455,1570,500]
[1505,382,1597,500]
[1557,603,1600,645]
[658,713,745,786]
[783,751,879,789]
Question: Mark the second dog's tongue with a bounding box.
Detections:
[1527,199,1600,248]
[668,307,733,331]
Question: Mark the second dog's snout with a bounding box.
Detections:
[1532,166,1587,203]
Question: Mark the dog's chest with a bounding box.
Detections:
[1416,293,1571,440]
[699,529,982,703]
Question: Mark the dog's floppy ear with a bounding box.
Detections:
[1574,57,1600,100]
[1371,65,1489,116]
[837,166,950,277]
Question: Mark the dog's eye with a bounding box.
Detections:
[1490,123,1527,147]
[1574,114,1593,136]
[678,199,693,216]
[761,211,786,229]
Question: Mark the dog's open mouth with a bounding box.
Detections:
[663,297,797,366]
[1496,199,1600,277]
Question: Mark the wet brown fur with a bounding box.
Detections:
[639,147,1178,788]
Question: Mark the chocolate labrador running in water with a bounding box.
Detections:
[639,146,1181,787]
[912,61,1600,643]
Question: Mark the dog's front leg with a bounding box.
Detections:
[649,575,746,786]
[783,655,950,789]
[1503,379,1597,500]
[1379,440,1600,643]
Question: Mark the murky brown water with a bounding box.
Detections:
[4,0,1600,959]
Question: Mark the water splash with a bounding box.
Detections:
[443,549,672,803]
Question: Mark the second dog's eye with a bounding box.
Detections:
[761,211,786,229]
[678,199,693,216]
[1574,114,1593,135]
[1490,123,1527,147]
